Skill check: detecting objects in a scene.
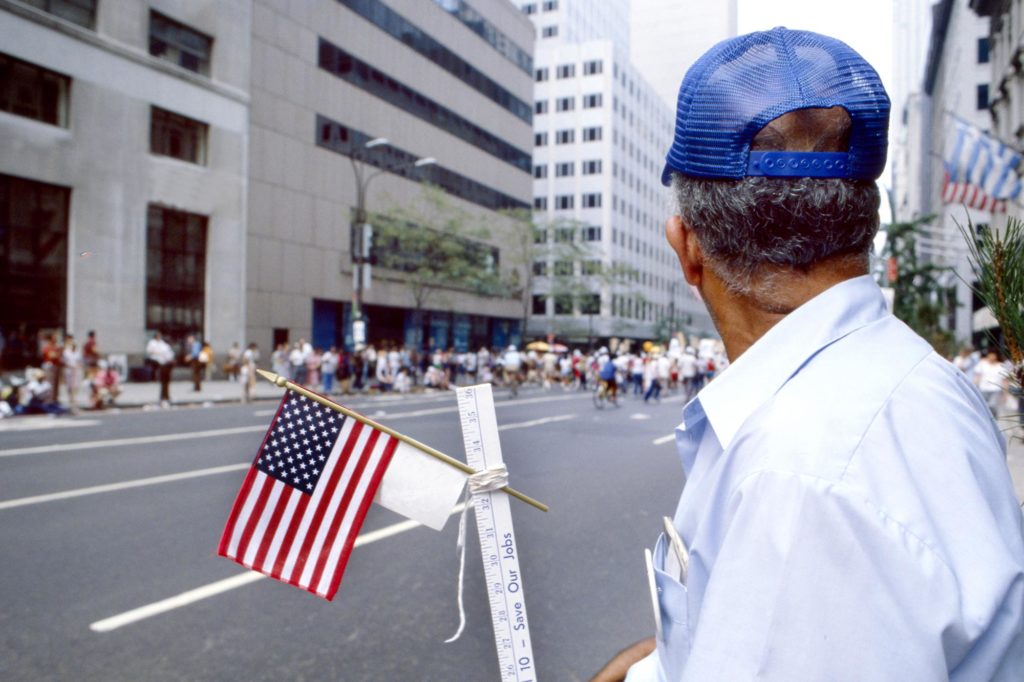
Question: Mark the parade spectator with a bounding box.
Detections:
[185,335,202,391]
[226,342,243,381]
[320,346,338,394]
[201,340,214,381]
[288,342,305,385]
[375,349,394,392]
[62,334,83,412]
[41,333,63,403]
[82,330,100,380]
[240,342,259,403]
[595,28,1024,682]
[336,350,353,395]
[305,346,322,389]
[974,350,1010,419]
[90,359,121,409]
[146,331,175,407]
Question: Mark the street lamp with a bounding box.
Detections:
[348,138,436,349]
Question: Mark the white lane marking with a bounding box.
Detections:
[0,463,251,511]
[630,413,652,420]
[653,434,675,445]
[89,503,469,633]
[498,414,574,431]
[0,425,266,458]
[0,418,101,432]
[257,391,581,421]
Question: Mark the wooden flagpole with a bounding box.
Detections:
[256,370,548,513]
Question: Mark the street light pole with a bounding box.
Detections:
[347,138,436,349]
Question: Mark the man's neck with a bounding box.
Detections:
[704,259,866,361]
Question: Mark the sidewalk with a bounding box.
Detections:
[114,378,283,408]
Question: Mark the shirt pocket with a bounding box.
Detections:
[652,532,691,679]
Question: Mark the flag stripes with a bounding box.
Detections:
[218,392,396,600]
[942,117,1022,213]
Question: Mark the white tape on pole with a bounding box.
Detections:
[456,384,537,682]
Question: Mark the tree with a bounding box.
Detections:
[885,215,957,355]
[961,215,1024,399]
[369,185,504,346]
[500,210,639,342]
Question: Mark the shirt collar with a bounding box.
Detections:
[691,275,889,450]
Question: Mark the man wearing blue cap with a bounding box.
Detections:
[593,28,1024,682]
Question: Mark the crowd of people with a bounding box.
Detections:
[262,337,730,406]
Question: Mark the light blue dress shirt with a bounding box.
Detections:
[627,276,1024,681]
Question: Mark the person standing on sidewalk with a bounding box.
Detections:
[240,342,258,403]
[146,332,175,407]
[185,335,203,392]
[595,28,1024,682]
[61,334,83,413]
[320,346,338,395]
[82,330,100,381]
[40,333,63,405]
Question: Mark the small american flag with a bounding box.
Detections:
[218,390,396,600]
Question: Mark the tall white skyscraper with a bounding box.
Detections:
[516,0,716,342]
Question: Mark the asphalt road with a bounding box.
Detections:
[0,385,690,682]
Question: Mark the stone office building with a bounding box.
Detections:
[0,0,249,369]
[246,0,535,355]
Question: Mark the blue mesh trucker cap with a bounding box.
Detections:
[661,27,890,186]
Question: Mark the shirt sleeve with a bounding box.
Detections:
[680,470,956,682]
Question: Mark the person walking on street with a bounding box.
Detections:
[594,28,1024,682]
[146,332,175,407]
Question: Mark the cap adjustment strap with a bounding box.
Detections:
[746,151,851,178]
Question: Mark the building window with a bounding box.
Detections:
[583,93,602,108]
[532,261,547,276]
[534,228,547,243]
[146,205,207,338]
[583,225,601,241]
[533,196,548,210]
[533,164,548,179]
[150,106,208,164]
[581,260,601,275]
[0,173,70,366]
[555,162,575,177]
[541,25,558,38]
[583,59,603,75]
[556,64,575,79]
[554,294,573,314]
[582,126,602,142]
[556,96,575,112]
[21,0,96,29]
[977,83,989,110]
[535,131,548,146]
[535,67,549,82]
[582,192,602,208]
[579,293,600,314]
[535,99,548,114]
[0,53,70,127]
[543,0,559,10]
[555,129,575,144]
[149,11,213,76]
[532,295,547,315]
[555,194,574,210]
[978,37,990,64]
[522,3,537,14]
[554,260,574,276]
[582,159,602,174]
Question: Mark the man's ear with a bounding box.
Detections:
[665,215,704,288]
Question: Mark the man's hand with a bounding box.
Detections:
[591,637,656,682]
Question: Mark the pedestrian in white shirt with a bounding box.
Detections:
[974,350,1009,418]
